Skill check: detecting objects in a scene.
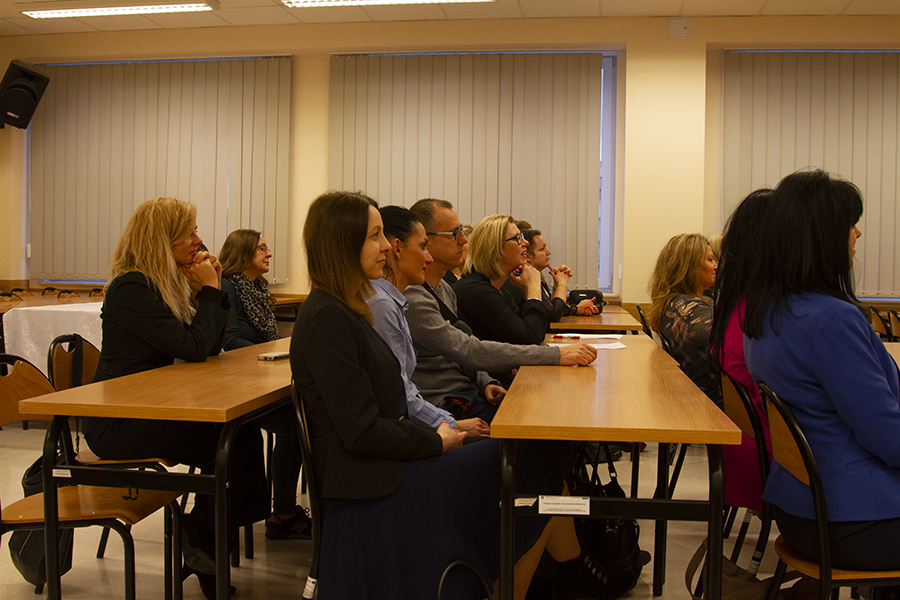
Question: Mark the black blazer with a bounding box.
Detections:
[93,271,229,382]
[290,290,442,500]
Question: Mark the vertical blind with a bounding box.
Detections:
[28,57,291,283]
[723,51,900,297]
[328,52,616,291]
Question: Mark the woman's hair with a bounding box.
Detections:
[515,220,533,232]
[521,228,543,256]
[465,214,516,279]
[708,232,724,263]
[304,191,379,320]
[646,233,711,331]
[107,197,197,324]
[709,188,774,366]
[742,169,864,339]
[379,205,421,283]
[219,229,263,278]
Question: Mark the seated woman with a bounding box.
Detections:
[291,191,608,600]
[709,189,775,513]
[218,229,311,540]
[646,233,721,406]
[501,224,600,324]
[83,198,268,599]
[367,206,494,433]
[744,169,900,570]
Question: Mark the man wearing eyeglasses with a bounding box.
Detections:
[403,198,597,424]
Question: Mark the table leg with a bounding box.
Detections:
[499,439,516,600]
[652,442,670,596]
[43,416,67,600]
[215,421,238,600]
[705,444,726,600]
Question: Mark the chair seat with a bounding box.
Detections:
[76,448,179,468]
[2,486,183,526]
[774,535,900,581]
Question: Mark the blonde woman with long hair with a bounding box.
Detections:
[83,197,268,599]
[646,233,720,406]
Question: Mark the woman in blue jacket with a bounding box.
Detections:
[744,169,900,570]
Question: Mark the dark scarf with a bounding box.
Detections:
[225,272,279,341]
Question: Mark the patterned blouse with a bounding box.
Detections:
[658,294,722,407]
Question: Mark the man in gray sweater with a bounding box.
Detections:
[404,199,596,422]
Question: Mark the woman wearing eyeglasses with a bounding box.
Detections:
[453,215,550,385]
[218,230,313,541]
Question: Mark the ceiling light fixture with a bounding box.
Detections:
[18,0,219,18]
[281,0,494,7]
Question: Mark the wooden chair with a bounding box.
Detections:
[888,310,900,342]
[1,292,23,302]
[56,290,80,299]
[89,287,105,298]
[653,330,689,495]
[865,306,893,342]
[0,354,184,599]
[760,383,900,600]
[10,287,32,297]
[291,381,322,600]
[41,287,58,296]
[721,374,773,575]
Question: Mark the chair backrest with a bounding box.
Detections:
[722,374,770,484]
[48,334,101,391]
[290,380,321,599]
[889,310,900,341]
[635,303,653,338]
[866,306,893,341]
[41,287,58,296]
[1,292,22,301]
[89,288,104,298]
[10,288,33,297]
[0,354,56,428]
[56,290,80,299]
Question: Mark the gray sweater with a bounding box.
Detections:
[403,280,560,406]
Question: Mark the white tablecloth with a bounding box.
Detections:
[4,302,103,376]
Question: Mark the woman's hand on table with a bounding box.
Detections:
[558,342,597,366]
[456,418,490,437]
[437,421,467,452]
[575,298,600,316]
[484,384,507,406]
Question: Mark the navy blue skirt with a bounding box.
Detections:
[317,439,571,599]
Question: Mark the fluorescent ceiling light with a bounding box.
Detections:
[18,0,218,18]
[281,0,494,7]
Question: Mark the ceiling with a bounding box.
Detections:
[2,0,899,37]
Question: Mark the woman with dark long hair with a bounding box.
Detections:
[744,169,900,569]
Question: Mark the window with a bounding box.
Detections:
[28,57,291,283]
[328,52,617,292]
[723,50,900,297]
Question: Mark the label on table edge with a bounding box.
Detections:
[51,468,71,478]
[538,495,590,515]
[514,497,537,508]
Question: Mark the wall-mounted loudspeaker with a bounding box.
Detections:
[0,60,49,129]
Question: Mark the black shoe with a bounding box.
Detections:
[183,564,236,599]
[553,550,611,600]
[181,511,217,575]
[265,505,312,540]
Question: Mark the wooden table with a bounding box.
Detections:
[550,305,644,333]
[0,294,101,314]
[19,337,293,600]
[491,334,741,600]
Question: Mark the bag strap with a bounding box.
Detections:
[422,282,459,325]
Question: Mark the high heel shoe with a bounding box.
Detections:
[182,564,236,599]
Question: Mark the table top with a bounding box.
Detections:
[550,305,643,331]
[490,334,741,445]
[0,295,101,315]
[19,338,292,423]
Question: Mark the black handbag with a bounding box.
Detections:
[8,453,75,589]
[567,442,648,600]
[568,289,608,313]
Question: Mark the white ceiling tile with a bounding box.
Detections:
[442,0,523,19]
[600,0,684,17]
[358,4,449,21]
[760,0,850,16]
[518,0,601,18]
[843,0,900,15]
[282,6,372,22]
[3,15,98,33]
[71,15,163,30]
[141,11,232,27]
[217,5,301,25]
[0,18,38,34]
[682,0,767,16]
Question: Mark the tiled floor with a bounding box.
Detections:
[0,423,845,599]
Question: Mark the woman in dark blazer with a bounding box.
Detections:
[290,191,607,600]
[84,197,268,598]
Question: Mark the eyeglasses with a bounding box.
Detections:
[256,245,270,254]
[505,232,525,245]
[426,226,465,241]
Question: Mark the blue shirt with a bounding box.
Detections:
[367,278,457,429]
[745,292,900,521]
